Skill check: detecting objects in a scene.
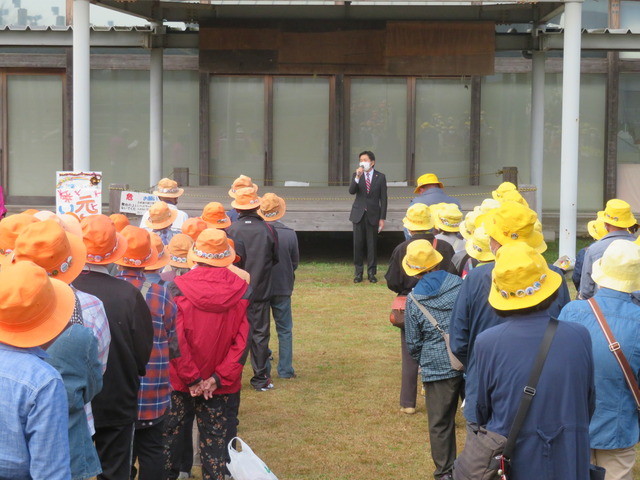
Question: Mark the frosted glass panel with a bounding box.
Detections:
[480,73,532,186]
[273,77,329,186]
[91,70,150,190]
[415,79,471,187]
[210,77,264,187]
[163,71,199,183]
[618,73,640,165]
[8,75,63,196]
[350,78,407,183]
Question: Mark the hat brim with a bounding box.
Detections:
[465,238,494,262]
[402,250,443,276]
[187,244,236,268]
[144,251,171,271]
[587,220,606,241]
[459,220,474,240]
[0,277,75,348]
[259,202,286,222]
[488,267,562,311]
[228,183,258,199]
[203,216,231,229]
[413,182,444,194]
[402,217,434,232]
[115,245,159,269]
[169,255,190,269]
[86,232,129,265]
[231,197,262,210]
[152,188,184,199]
[434,218,461,233]
[591,257,640,293]
[145,209,178,230]
[53,232,87,283]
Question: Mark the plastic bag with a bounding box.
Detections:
[227,437,279,480]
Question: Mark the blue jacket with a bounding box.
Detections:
[449,262,570,423]
[559,288,640,449]
[405,270,463,382]
[475,313,594,480]
[409,187,461,208]
[45,324,103,480]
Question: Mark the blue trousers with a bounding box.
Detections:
[270,295,295,378]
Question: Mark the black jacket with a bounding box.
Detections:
[348,170,388,225]
[73,271,153,427]
[227,211,279,302]
[269,221,299,297]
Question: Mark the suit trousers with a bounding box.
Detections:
[353,217,378,277]
[400,327,419,408]
[424,375,464,478]
[95,423,135,480]
[247,300,273,389]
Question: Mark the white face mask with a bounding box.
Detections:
[359,162,373,172]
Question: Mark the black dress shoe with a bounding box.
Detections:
[368,275,378,283]
[354,274,363,283]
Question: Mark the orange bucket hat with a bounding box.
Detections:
[167,233,193,268]
[13,219,87,284]
[231,187,261,210]
[0,213,40,256]
[109,213,130,233]
[145,232,170,271]
[259,193,286,222]
[152,178,184,198]
[182,217,208,241]
[187,228,237,268]
[0,261,75,348]
[228,175,258,199]
[201,202,231,228]
[115,226,159,268]
[81,214,128,265]
[145,202,178,230]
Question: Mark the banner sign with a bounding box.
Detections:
[56,171,102,219]
[119,191,159,216]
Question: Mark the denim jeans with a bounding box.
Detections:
[270,295,295,378]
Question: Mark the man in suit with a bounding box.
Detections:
[349,150,388,283]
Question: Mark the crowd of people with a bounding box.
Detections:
[377,169,640,480]
[0,175,298,480]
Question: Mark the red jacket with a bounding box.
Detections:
[169,266,249,395]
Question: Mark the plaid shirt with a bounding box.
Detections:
[117,269,177,421]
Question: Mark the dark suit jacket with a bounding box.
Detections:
[348,169,388,226]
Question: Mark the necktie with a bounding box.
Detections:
[365,172,371,194]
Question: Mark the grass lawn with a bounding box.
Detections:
[185,238,640,479]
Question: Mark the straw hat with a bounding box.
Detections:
[591,239,640,293]
[0,213,40,256]
[144,232,170,271]
[13,219,87,284]
[489,243,562,311]
[465,225,495,262]
[167,233,193,268]
[182,217,208,241]
[187,228,237,268]
[109,213,130,233]
[228,175,258,199]
[152,178,184,198]
[460,210,480,240]
[414,173,444,193]
[145,202,178,230]
[259,193,286,222]
[201,202,231,229]
[0,261,75,348]
[402,239,443,276]
[81,214,128,265]
[491,181,517,201]
[486,202,543,250]
[433,203,463,233]
[587,212,607,241]
[231,187,261,210]
[402,203,434,232]
[602,199,637,229]
[500,189,529,208]
[115,226,159,268]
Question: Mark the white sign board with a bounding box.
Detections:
[119,191,159,216]
[56,172,102,219]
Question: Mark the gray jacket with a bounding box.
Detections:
[269,221,299,296]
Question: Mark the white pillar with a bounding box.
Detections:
[72,0,90,171]
[558,0,583,262]
[149,22,163,188]
[530,50,545,221]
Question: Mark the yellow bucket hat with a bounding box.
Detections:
[489,243,562,311]
[414,173,443,193]
[499,189,529,208]
[465,225,495,262]
[460,210,480,240]
[532,220,548,254]
[592,239,640,293]
[587,212,607,241]
[433,203,463,233]
[402,239,443,276]
[491,182,517,201]
[403,204,434,232]
[486,202,543,249]
[602,199,637,229]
